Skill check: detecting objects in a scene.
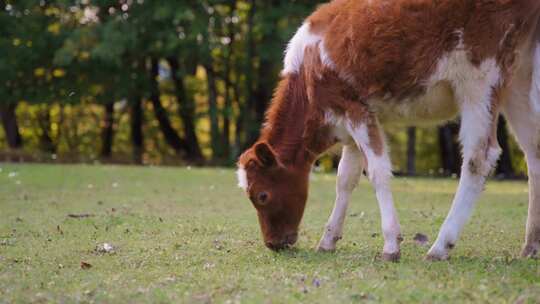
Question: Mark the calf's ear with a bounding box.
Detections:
[254,142,277,167]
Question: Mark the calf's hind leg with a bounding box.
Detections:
[503,94,540,257]
[317,145,364,252]
[427,89,502,260]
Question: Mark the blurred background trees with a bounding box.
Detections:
[0,0,525,177]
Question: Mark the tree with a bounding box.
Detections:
[407,127,416,175]
[439,123,461,175]
[495,117,514,178]
[0,104,23,149]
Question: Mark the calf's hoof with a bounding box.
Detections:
[521,243,539,258]
[382,251,401,262]
[425,253,449,261]
[316,243,336,253]
[425,248,450,261]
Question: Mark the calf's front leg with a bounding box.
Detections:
[317,144,364,252]
[347,117,402,261]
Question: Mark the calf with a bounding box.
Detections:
[237,0,540,261]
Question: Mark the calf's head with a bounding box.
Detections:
[237,142,310,251]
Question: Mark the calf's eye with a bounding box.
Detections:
[257,192,269,204]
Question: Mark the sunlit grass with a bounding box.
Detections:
[0,164,538,303]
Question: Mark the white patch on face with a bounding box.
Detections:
[236,166,248,191]
[282,22,323,75]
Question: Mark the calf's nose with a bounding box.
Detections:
[264,232,298,251]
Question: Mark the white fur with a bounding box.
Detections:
[346,122,401,255]
[346,124,393,186]
[320,113,401,254]
[428,34,502,101]
[318,145,363,251]
[370,31,500,129]
[282,23,322,75]
[427,46,503,258]
[319,42,336,70]
[236,166,248,191]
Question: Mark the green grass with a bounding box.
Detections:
[0,164,539,303]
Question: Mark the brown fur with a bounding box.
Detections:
[239,0,540,251]
[318,0,539,99]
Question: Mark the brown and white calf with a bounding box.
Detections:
[237,0,540,261]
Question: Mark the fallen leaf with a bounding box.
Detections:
[80,261,92,269]
[413,233,429,246]
[67,214,94,219]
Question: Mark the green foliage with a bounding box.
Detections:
[0,1,528,173]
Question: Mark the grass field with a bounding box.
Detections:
[0,164,539,303]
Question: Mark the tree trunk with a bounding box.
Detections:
[204,61,223,161]
[496,117,514,178]
[222,0,237,161]
[241,0,256,150]
[438,123,461,176]
[246,0,280,147]
[233,75,243,157]
[247,59,273,146]
[100,102,115,158]
[149,58,188,155]
[167,57,203,162]
[130,96,144,164]
[0,103,23,149]
[37,104,55,154]
[406,127,416,175]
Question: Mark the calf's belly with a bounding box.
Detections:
[375,81,460,127]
